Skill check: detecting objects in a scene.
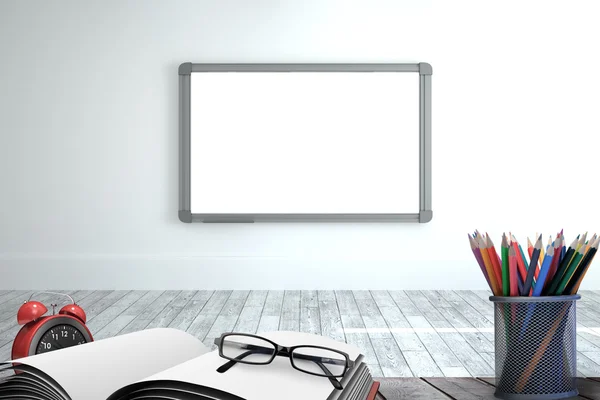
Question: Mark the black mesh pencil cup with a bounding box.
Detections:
[490,295,580,400]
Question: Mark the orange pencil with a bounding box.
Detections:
[478,235,500,295]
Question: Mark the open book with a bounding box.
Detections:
[0,328,375,400]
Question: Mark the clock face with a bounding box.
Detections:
[35,324,87,355]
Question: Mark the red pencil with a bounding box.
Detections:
[486,234,504,291]
[511,234,528,281]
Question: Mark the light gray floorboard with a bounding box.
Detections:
[407,290,495,375]
[371,291,442,377]
[183,291,231,341]
[352,291,411,377]
[146,290,197,329]
[233,290,268,334]
[317,291,345,343]
[257,290,283,334]
[167,291,214,333]
[202,291,248,348]
[300,290,321,335]
[353,290,392,340]
[119,290,181,335]
[279,290,300,332]
[88,291,149,339]
[371,337,413,377]
[94,291,166,339]
[335,290,381,374]
[405,315,466,375]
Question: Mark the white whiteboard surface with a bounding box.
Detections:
[189,71,419,214]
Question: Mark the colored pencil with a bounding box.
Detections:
[532,245,554,297]
[523,235,542,295]
[517,240,530,278]
[539,234,545,267]
[469,234,492,290]
[530,236,551,294]
[508,246,518,296]
[517,270,524,296]
[580,232,588,249]
[527,237,534,259]
[545,236,578,296]
[555,246,586,295]
[501,234,510,296]
[486,234,504,295]
[510,234,528,281]
[560,234,566,263]
[477,235,500,295]
[545,235,562,290]
[571,236,600,293]
[470,231,596,297]
[564,237,598,294]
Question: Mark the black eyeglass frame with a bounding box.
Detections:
[214,332,354,379]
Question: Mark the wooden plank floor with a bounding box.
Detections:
[1,290,600,378]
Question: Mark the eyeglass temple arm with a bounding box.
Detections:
[315,361,343,390]
[216,348,274,373]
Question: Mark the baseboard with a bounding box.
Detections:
[0,256,486,290]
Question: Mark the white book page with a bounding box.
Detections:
[6,328,209,400]
[129,331,361,400]
[190,71,420,214]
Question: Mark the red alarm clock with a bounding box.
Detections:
[12,292,93,360]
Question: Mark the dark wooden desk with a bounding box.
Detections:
[378,377,600,399]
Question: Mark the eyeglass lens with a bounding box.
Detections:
[221,335,276,364]
[291,347,347,377]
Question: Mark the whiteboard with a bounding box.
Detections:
[178,63,432,223]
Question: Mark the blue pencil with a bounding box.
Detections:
[532,246,555,296]
[523,235,542,295]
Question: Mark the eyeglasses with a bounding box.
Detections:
[213,333,354,390]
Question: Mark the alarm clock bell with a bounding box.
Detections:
[17,301,48,325]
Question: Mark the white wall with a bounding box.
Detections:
[1,0,599,290]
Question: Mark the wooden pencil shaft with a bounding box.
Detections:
[478,237,500,295]
[564,247,597,294]
[502,243,510,297]
[532,246,554,296]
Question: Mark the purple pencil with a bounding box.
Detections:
[469,234,492,289]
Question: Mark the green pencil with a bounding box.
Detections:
[501,233,510,296]
[555,246,586,295]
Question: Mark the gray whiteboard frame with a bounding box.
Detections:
[178,62,432,223]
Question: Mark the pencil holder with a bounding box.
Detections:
[490,295,580,400]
